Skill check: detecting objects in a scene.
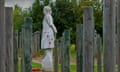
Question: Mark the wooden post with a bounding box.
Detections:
[36,31,40,51]
[63,30,70,72]
[53,40,58,72]
[94,30,98,59]
[31,33,34,54]
[76,24,83,72]
[0,0,6,72]
[116,0,118,66]
[21,25,25,72]
[60,37,64,72]
[32,31,40,53]
[103,0,116,72]
[22,17,33,72]
[117,0,120,71]
[83,6,94,72]
[18,32,22,49]
[97,34,102,72]
[18,32,22,58]
[5,7,14,72]
[13,30,18,72]
[34,32,37,53]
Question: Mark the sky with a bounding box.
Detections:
[5,0,56,8]
[5,0,34,8]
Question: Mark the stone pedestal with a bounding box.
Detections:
[42,49,53,72]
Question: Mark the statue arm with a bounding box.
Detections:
[46,15,57,33]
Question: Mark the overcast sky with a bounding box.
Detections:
[5,0,34,8]
[5,0,56,8]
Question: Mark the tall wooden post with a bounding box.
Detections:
[103,0,116,72]
[33,32,37,53]
[0,0,6,72]
[76,24,83,72]
[31,33,34,54]
[22,17,32,72]
[83,6,94,72]
[13,30,18,72]
[60,37,64,72]
[63,30,70,72]
[97,35,102,72]
[117,0,120,71]
[94,30,98,58]
[18,32,22,49]
[5,7,14,72]
[21,25,25,72]
[36,31,40,51]
[54,40,58,72]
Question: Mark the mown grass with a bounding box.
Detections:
[18,60,41,72]
[18,60,100,72]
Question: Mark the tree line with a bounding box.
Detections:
[14,0,102,43]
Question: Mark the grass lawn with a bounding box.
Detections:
[18,61,77,72]
[18,60,99,72]
[18,60,41,72]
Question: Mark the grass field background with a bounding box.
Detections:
[18,60,100,72]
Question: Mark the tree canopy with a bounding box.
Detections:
[13,0,103,43]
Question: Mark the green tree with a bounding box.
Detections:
[54,0,76,39]
[31,0,44,32]
[14,4,24,31]
[14,5,31,31]
[72,0,103,36]
[44,0,49,6]
[53,0,102,43]
[28,0,103,43]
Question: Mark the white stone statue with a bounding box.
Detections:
[41,6,57,71]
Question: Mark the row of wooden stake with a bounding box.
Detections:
[0,0,119,72]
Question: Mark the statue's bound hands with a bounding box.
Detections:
[54,31,57,38]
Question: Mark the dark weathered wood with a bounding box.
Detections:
[0,0,6,72]
[33,32,37,53]
[63,30,70,72]
[21,26,25,72]
[18,32,22,49]
[97,35,102,72]
[60,37,64,72]
[31,33,34,54]
[32,31,40,54]
[39,30,42,50]
[116,0,118,66]
[103,0,116,72]
[93,30,98,72]
[117,0,120,71]
[5,7,14,72]
[23,17,33,72]
[13,30,18,72]
[36,31,40,51]
[76,24,83,72]
[116,34,118,66]
[83,6,94,72]
[94,30,98,58]
[54,40,58,72]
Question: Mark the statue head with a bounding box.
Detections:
[43,6,52,15]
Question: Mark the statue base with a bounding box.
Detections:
[42,49,53,72]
